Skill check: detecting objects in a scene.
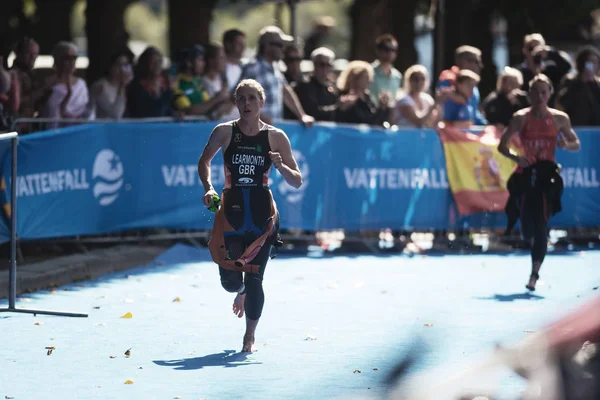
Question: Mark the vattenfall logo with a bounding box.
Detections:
[15,149,125,206]
[93,149,124,206]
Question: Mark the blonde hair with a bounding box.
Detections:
[529,73,554,93]
[524,33,546,47]
[456,69,480,84]
[496,66,523,91]
[235,79,266,101]
[403,64,429,93]
[455,45,482,59]
[336,60,374,92]
[52,41,77,66]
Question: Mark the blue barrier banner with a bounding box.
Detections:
[0,122,599,242]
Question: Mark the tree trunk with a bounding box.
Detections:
[470,3,498,98]
[168,0,219,58]
[85,0,133,85]
[32,0,77,55]
[433,0,497,96]
[0,0,27,63]
[350,0,418,69]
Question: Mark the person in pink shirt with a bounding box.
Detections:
[40,41,94,128]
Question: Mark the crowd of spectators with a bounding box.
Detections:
[0,24,598,133]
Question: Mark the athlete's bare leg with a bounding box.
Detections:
[233,293,245,318]
[242,317,259,352]
[526,260,542,291]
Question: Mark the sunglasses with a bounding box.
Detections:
[315,61,333,68]
[379,46,397,53]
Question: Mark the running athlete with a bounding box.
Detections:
[498,74,580,291]
[198,79,303,352]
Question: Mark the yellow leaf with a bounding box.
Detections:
[120,312,133,319]
[34,322,42,326]
[124,379,134,384]
[173,297,181,302]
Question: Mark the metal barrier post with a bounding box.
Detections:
[0,131,87,317]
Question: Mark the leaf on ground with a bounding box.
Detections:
[120,312,133,319]
[124,380,134,384]
[304,334,317,341]
[93,306,101,309]
[424,323,434,327]
[173,297,181,302]
[353,369,361,373]
[34,322,41,326]
[124,348,131,357]
[373,367,379,371]
[109,356,116,359]
[524,330,536,333]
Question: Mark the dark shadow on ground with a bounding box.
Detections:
[153,350,262,370]
[474,292,545,302]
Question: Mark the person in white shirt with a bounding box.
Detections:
[395,64,437,128]
[221,29,246,119]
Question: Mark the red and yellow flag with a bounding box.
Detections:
[437,124,518,216]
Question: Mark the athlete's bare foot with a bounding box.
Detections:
[242,333,256,352]
[526,273,539,291]
[233,293,245,318]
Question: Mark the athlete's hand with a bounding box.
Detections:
[202,188,219,207]
[269,151,283,169]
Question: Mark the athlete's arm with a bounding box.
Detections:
[198,124,229,205]
[269,129,302,188]
[554,112,581,152]
[498,112,530,167]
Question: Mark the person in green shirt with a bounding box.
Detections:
[172,45,230,117]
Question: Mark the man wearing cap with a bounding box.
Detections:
[240,26,314,126]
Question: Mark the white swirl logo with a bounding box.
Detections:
[278,149,308,203]
[92,149,124,206]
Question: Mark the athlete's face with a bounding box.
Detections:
[529,81,552,107]
[235,86,265,120]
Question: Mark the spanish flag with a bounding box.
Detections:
[437,124,517,215]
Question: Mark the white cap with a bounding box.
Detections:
[259,25,294,44]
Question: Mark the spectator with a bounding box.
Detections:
[126,46,173,118]
[482,66,529,128]
[283,43,304,85]
[303,16,335,59]
[240,25,313,126]
[89,48,134,119]
[335,60,391,126]
[10,37,41,119]
[515,33,572,106]
[370,34,402,108]
[556,45,600,126]
[283,43,305,120]
[441,69,481,129]
[395,64,436,128]
[40,41,94,127]
[171,45,228,118]
[202,42,235,120]
[436,45,487,126]
[0,55,19,116]
[0,55,19,132]
[222,29,246,92]
[294,47,341,122]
